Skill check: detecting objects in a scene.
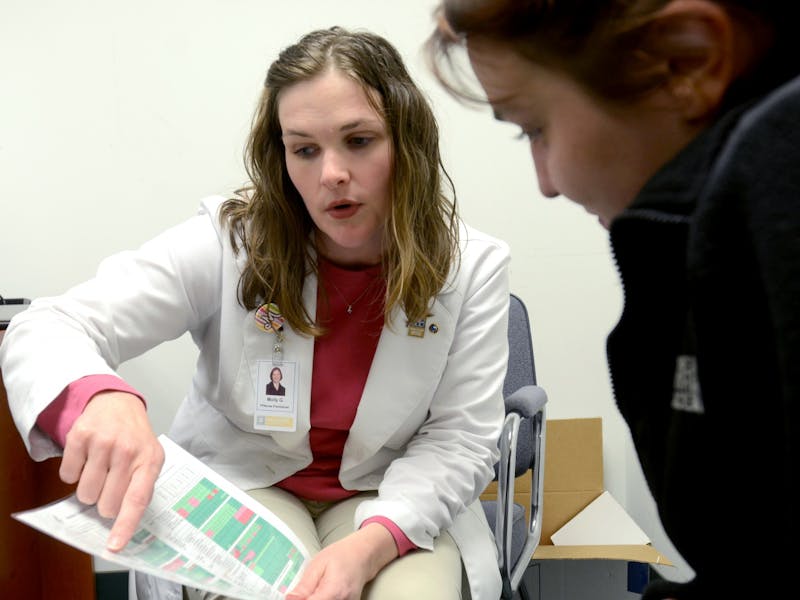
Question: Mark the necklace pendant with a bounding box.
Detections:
[346,304,353,315]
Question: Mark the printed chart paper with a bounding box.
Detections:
[14,435,308,600]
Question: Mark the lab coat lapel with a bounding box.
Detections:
[343,298,455,466]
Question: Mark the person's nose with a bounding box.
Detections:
[531,142,559,198]
[320,150,350,189]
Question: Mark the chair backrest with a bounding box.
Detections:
[504,293,538,478]
[504,293,537,397]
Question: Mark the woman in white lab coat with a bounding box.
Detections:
[0,27,510,600]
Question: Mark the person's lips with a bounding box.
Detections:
[326,199,360,219]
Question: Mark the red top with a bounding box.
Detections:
[275,258,384,500]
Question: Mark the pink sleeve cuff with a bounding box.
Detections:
[36,374,146,448]
[360,516,418,557]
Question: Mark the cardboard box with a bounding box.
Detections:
[481,417,671,565]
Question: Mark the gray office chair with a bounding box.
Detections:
[483,293,547,600]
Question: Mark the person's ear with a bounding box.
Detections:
[648,0,736,122]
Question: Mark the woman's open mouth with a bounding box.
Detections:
[326,200,360,219]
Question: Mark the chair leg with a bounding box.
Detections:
[517,576,533,600]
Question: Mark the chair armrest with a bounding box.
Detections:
[505,384,547,419]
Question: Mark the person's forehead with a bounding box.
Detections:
[278,71,387,133]
[467,38,539,99]
[466,39,548,118]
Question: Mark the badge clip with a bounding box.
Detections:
[255,302,286,362]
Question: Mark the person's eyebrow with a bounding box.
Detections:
[282,118,382,138]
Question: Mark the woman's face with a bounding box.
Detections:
[280,68,393,266]
[466,37,698,227]
[271,369,282,384]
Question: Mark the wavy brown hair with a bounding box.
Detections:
[426,0,787,105]
[221,27,459,337]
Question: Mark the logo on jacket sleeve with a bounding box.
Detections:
[671,355,704,414]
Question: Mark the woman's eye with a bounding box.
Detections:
[348,136,372,148]
[293,146,317,158]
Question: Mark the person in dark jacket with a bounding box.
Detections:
[427,1,799,598]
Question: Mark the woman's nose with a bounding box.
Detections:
[531,143,559,198]
[320,151,350,189]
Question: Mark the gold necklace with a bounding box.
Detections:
[325,276,379,315]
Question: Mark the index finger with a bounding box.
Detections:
[106,462,161,551]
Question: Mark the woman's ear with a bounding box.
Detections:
[648,0,737,122]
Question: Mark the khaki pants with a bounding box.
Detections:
[184,487,465,600]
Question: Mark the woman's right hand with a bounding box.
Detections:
[286,523,398,600]
[59,390,164,551]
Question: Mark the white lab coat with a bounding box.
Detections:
[0,196,510,599]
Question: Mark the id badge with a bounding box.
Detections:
[254,360,298,432]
